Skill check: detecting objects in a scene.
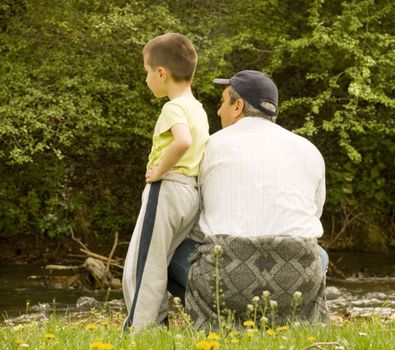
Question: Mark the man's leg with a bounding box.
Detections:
[318,245,329,273]
[168,239,200,302]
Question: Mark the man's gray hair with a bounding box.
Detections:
[228,86,277,122]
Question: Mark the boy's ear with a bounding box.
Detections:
[157,66,167,80]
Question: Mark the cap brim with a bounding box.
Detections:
[213,78,231,85]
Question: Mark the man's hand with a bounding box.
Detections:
[145,165,163,183]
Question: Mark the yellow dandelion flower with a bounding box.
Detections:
[207,332,220,340]
[266,328,276,336]
[16,339,29,348]
[307,336,316,342]
[100,321,109,326]
[243,320,255,328]
[86,324,97,330]
[90,341,113,350]
[229,331,239,338]
[196,340,220,350]
[196,340,210,350]
[275,325,289,332]
[230,338,239,344]
[343,319,350,325]
[44,333,55,339]
[208,340,220,349]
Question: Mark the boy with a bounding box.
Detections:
[122,33,209,332]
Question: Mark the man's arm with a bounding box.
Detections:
[315,171,326,219]
[145,123,192,183]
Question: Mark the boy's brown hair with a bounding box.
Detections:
[143,33,197,82]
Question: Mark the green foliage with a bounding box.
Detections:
[0,0,393,249]
[211,0,395,248]
[0,0,177,237]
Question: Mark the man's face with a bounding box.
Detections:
[217,86,242,128]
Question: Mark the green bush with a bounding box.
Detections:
[0,0,393,250]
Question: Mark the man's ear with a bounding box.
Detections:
[234,98,245,119]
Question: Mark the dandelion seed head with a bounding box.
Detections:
[260,316,268,323]
[293,291,302,300]
[262,290,271,299]
[214,244,222,254]
[246,328,258,337]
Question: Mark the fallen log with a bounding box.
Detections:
[79,249,124,269]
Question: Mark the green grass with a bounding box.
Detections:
[0,311,393,350]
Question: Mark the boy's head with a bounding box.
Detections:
[143,33,197,82]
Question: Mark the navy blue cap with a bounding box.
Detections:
[213,70,278,116]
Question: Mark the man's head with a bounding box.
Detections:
[143,33,197,83]
[213,70,278,128]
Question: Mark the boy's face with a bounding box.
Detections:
[143,54,167,98]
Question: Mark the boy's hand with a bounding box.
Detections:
[145,165,163,183]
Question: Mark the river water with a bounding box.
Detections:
[1,251,394,323]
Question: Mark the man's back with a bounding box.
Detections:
[199,117,325,238]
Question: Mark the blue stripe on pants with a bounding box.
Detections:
[123,181,161,331]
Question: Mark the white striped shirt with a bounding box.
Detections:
[198,117,325,238]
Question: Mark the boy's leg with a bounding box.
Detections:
[122,184,151,314]
[123,178,198,331]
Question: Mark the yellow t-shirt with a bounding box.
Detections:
[147,96,209,177]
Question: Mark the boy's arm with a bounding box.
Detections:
[145,123,192,183]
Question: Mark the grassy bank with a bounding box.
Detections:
[0,311,393,350]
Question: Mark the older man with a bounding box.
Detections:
[168,70,329,329]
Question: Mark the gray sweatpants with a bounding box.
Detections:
[122,173,199,331]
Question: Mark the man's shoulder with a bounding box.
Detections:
[206,125,236,145]
[291,131,322,153]
[274,123,323,154]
